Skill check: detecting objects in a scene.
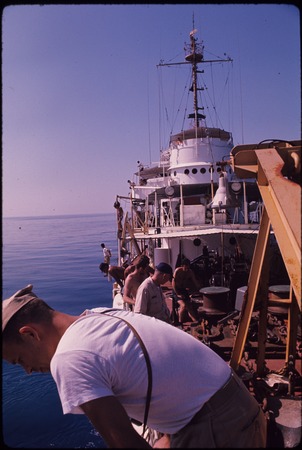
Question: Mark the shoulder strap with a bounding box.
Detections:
[101,312,152,435]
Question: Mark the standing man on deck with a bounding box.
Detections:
[134,262,172,323]
[123,258,150,310]
[113,201,124,239]
[124,255,154,280]
[101,243,111,265]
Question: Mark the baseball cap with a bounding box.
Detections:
[155,262,173,278]
[2,284,38,331]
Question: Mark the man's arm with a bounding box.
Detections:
[172,268,182,294]
[81,395,151,448]
[123,276,136,306]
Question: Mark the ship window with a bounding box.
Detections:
[200,168,206,174]
[174,171,177,176]
[209,167,214,173]
[217,167,221,173]
[192,168,197,174]
[184,169,190,175]
[193,238,201,247]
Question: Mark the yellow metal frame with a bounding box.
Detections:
[229,142,301,373]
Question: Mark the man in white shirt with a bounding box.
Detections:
[134,262,172,323]
[101,243,111,264]
[2,284,267,449]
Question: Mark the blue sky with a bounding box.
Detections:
[2,3,300,217]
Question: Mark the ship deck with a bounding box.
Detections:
[163,287,302,448]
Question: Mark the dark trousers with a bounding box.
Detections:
[170,370,267,448]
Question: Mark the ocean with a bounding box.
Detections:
[2,213,119,448]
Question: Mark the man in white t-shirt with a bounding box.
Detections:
[2,284,267,448]
[101,242,111,264]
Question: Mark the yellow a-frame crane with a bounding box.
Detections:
[228,140,301,375]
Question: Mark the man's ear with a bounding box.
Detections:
[18,326,40,341]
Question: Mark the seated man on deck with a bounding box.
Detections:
[172,258,201,324]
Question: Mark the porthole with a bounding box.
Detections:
[217,167,221,173]
[209,167,214,173]
[200,168,206,174]
[184,169,190,175]
[174,171,177,176]
[192,168,197,174]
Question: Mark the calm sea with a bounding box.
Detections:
[2,213,119,448]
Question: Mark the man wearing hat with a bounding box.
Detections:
[134,262,173,323]
[2,284,267,448]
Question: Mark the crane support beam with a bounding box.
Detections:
[230,141,301,372]
[229,207,271,369]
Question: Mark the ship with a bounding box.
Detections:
[111,27,301,447]
[113,27,290,310]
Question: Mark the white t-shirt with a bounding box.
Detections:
[102,247,111,264]
[103,247,111,257]
[50,308,230,434]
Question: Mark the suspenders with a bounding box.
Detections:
[101,311,152,435]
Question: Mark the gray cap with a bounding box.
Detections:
[2,284,38,331]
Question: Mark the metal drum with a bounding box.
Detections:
[200,286,231,314]
[268,285,290,316]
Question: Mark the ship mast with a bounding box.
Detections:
[157,28,232,131]
[185,28,205,128]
